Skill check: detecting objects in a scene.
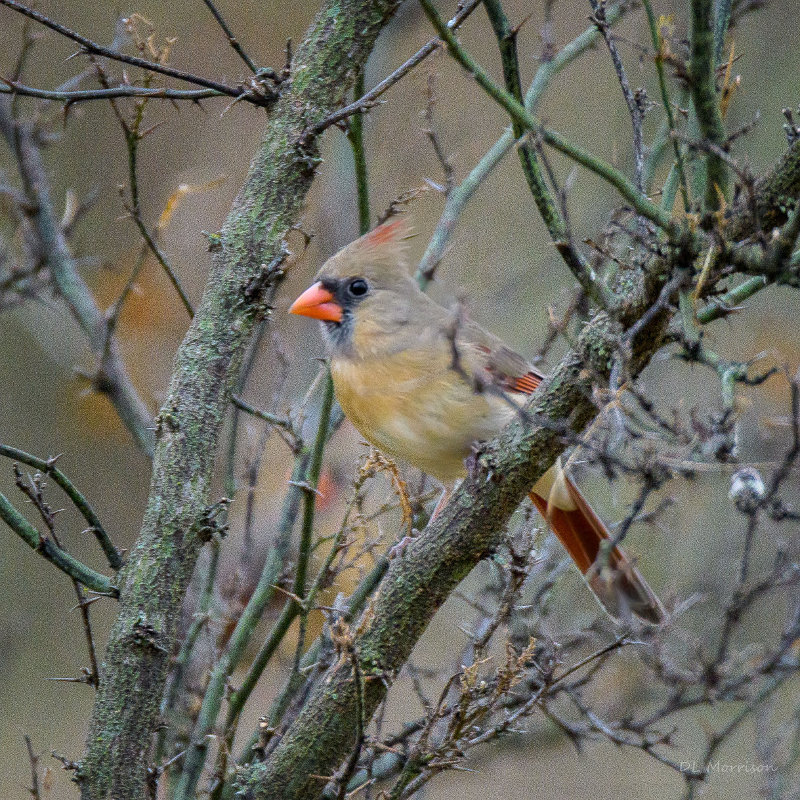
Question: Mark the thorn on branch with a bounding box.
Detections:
[783,106,800,146]
[242,248,288,305]
[236,68,284,108]
[131,616,169,654]
[47,667,96,686]
[51,750,80,772]
[194,498,230,543]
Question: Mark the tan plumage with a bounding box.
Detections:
[290,219,664,624]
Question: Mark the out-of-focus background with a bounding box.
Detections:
[1,1,799,797]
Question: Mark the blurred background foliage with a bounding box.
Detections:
[1,0,799,797]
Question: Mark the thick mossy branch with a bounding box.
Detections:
[238,121,800,800]
[726,138,800,241]
[78,3,402,799]
[237,314,631,800]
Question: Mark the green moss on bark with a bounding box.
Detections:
[727,139,800,241]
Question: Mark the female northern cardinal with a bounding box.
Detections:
[290,219,664,623]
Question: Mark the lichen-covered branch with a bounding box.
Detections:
[236,312,652,800]
[77,2,402,799]
[726,137,800,240]
[235,121,800,800]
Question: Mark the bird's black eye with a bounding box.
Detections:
[347,278,369,297]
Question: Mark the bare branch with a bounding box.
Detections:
[0,100,155,454]
[0,0,275,106]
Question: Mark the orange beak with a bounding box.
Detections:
[288,282,343,322]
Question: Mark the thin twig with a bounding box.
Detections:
[418,0,676,233]
[230,394,296,436]
[0,0,272,105]
[24,735,41,800]
[421,70,454,194]
[416,3,632,290]
[694,275,767,324]
[589,0,645,196]
[0,443,121,569]
[18,464,109,688]
[0,79,223,103]
[130,216,194,317]
[347,67,371,234]
[0,490,117,595]
[310,0,483,134]
[290,373,336,669]
[484,0,595,298]
[155,539,220,768]
[641,0,690,210]
[0,101,155,455]
[201,0,259,73]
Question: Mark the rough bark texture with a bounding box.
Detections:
[73,0,800,795]
[726,139,800,240]
[78,3,402,798]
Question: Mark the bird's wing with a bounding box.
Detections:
[456,320,545,397]
[454,316,664,624]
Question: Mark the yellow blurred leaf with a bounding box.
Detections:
[157,176,227,232]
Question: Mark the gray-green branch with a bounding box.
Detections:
[690,0,728,208]
[0,492,117,595]
[237,312,644,800]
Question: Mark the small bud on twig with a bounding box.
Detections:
[729,467,766,514]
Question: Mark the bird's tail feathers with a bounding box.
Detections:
[529,467,665,624]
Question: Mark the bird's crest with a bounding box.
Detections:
[348,216,413,269]
[364,217,410,247]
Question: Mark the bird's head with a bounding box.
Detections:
[289,217,420,357]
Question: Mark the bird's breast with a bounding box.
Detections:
[330,351,513,482]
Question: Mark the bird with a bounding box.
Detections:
[289,218,664,624]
